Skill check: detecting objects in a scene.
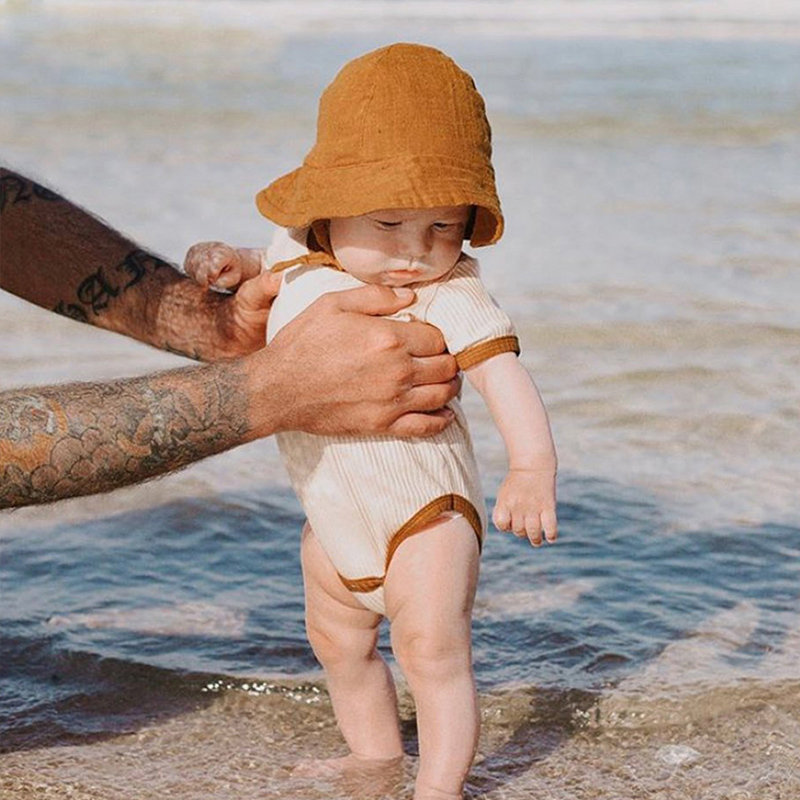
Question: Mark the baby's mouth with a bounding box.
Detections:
[387,267,423,278]
[383,263,428,283]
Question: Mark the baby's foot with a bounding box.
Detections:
[293,753,409,799]
[292,752,403,779]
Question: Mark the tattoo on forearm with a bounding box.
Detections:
[0,174,62,213]
[53,301,90,324]
[0,365,250,509]
[2,169,231,361]
[56,249,171,319]
[0,172,172,322]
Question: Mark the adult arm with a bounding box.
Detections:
[0,285,459,510]
[0,166,271,360]
[0,168,460,509]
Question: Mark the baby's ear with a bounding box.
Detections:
[310,219,333,254]
[464,206,477,240]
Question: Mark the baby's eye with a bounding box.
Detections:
[433,222,460,231]
[373,219,401,230]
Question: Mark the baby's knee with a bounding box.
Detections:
[305,614,378,669]
[391,619,472,683]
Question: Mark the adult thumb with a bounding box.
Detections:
[236,270,282,312]
[331,284,416,316]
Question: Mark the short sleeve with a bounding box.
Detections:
[416,256,520,370]
[264,226,310,270]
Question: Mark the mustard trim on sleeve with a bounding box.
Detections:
[455,335,520,371]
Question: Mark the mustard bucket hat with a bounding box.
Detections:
[256,42,504,247]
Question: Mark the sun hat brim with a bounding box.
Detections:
[256,153,503,247]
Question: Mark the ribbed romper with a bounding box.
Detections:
[265,230,519,614]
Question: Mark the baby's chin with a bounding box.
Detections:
[380,268,426,286]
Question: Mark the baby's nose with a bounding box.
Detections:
[401,228,433,258]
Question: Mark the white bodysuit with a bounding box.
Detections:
[266,229,519,614]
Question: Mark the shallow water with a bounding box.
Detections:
[2,1,800,797]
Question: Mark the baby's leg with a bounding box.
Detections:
[384,515,481,800]
[300,523,404,764]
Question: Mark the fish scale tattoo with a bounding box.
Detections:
[0,368,250,509]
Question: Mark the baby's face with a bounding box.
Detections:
[328,205,471,287]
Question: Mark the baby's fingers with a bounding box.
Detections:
[492,504,512,533]
[210,266,243,290]
[184,241,236,287]
[507,510,532,542]
[525,515,544,548]
[542,508,558,544]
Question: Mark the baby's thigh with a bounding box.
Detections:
[383,514,480,632]
[301,523,383,634]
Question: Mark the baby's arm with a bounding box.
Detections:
[466,352,557,547]
[184,241,266,290]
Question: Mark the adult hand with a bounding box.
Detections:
[247,284,460,438]
[205,270,282,359]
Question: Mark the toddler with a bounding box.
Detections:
[186,43,557,800]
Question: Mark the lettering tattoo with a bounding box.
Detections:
[0,172,171,321]
[0,174,62,213]
[52,302,90,324]
[0,364,250,509]
[58,248,171,318]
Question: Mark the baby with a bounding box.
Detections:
[186,43,557,800]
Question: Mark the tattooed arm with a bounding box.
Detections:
[0,363,259,508]
[0,287,460,509]
[0,167,273,360]
[0,168,460,508]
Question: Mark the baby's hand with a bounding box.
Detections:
[184,241,264,290]
[492,468,557,548]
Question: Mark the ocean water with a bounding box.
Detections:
[2,1,800,798]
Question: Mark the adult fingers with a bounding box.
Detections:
[322,286,449,358]
[391,319,448,358]
[386,409,455,439]
[235,270,282,313]
[408,353,459,388]
[396,378,460,415]
[329,283,417,316]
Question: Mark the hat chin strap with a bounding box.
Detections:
[270,221,345,274]
[270,250,344,274]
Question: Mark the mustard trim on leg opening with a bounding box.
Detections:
[338,574,384,594]
[337,494,483,594]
